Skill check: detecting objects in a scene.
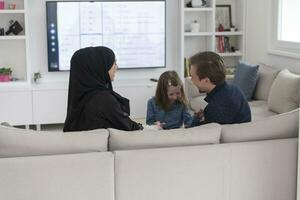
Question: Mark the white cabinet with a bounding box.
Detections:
[114,85,156,119]
[0,89,32,125]
[32,89,68,124]
[180,0,246,78]
[0,0,30,84]
[29,80,156,125]
[32,82,68,125]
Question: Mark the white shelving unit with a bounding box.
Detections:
[0,0,30,85]
[0,0,32,126]
[180,0,246,79]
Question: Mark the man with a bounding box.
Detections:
[189,51,251,125]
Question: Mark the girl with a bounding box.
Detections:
[146,71,199,129]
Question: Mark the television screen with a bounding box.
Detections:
[46,1,166,71]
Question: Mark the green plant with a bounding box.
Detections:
[0,68,12,75]
[33,72,42,83]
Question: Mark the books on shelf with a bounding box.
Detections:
[216,36,236,54]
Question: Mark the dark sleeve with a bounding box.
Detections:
[101,95,143,131]
[201,102,238,125]
[146,99,156,125]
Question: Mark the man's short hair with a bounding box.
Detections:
[189,51,226,85]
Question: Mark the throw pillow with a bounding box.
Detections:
[232,61,259,100]
[221,108,299,143]
[268,69,300,113]
[108,123,221,151]
[253,63,280,101]
[0,127,109,158]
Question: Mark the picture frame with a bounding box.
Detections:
[216,5,232,31]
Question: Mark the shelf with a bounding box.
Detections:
[184,32,213,36]
[0,35,26,40]
[184,8,213,12]
[215,31,244,36]
[218,52,243,57]
[0,10,25,14]
[0,81,31,91]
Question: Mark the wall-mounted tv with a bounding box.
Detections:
[46,0,166,71]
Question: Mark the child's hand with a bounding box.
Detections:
[155,121,166,130]
[194,109,204,120]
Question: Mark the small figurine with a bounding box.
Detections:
[218,24,224,32]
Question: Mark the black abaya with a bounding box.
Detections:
[63,46,142,132]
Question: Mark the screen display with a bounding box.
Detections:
[46,1,166,71]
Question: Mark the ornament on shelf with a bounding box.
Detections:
[0,0,4,10]
[5,20,23,35]
[218,24,225,32]
[186,0,208,8]
[190,20,200,32]
[33,72,42,84]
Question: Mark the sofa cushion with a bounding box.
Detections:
[248,100,277,121]
[114,144,228,200]
[0,152,115,200]
[109,123,221,151]
[253,63,280,101]
[184,77,202,99]
[268,69,300,113]
[221,108,299,143]
[232,61,259,100]
[0,126,109,158]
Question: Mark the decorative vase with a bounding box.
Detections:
[0,1,4,10]
[0,74,11,82]
[192,0,205,8]
[190,21,200,32]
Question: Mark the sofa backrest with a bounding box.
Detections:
[0,126,109,158]
[113,138,297,200]
[253,63,280,101]
[221,108,299,143]
[108,123,221,151]
[0,152,115,200]
[267,69,300,114]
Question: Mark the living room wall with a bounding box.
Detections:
[245,0,300,74]
[27,0,180,83]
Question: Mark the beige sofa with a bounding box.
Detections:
[185,64,300,121]
[0,107,298,200]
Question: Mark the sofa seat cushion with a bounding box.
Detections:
[0,126,109,158]
[114,144,228,200]
[0,152,114,200]
[249,100,277,121]
[253,63,280,101]
[221,108,299,143]
[114,138,297,200]
[268,69,300,113]
[109,123,221,151]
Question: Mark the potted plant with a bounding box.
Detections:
[0,67,12,82]
[33,72,42,83]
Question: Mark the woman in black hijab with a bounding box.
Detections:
[63,46,143,132]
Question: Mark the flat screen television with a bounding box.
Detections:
[46,0,166,71]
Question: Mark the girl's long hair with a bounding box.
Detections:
[155,71,188,111]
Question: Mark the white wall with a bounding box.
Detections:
[27,0,181,83]
[245,0,300,74]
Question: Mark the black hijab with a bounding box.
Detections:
[63,46,129,132]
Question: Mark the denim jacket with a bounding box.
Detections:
[146,97,198,129]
